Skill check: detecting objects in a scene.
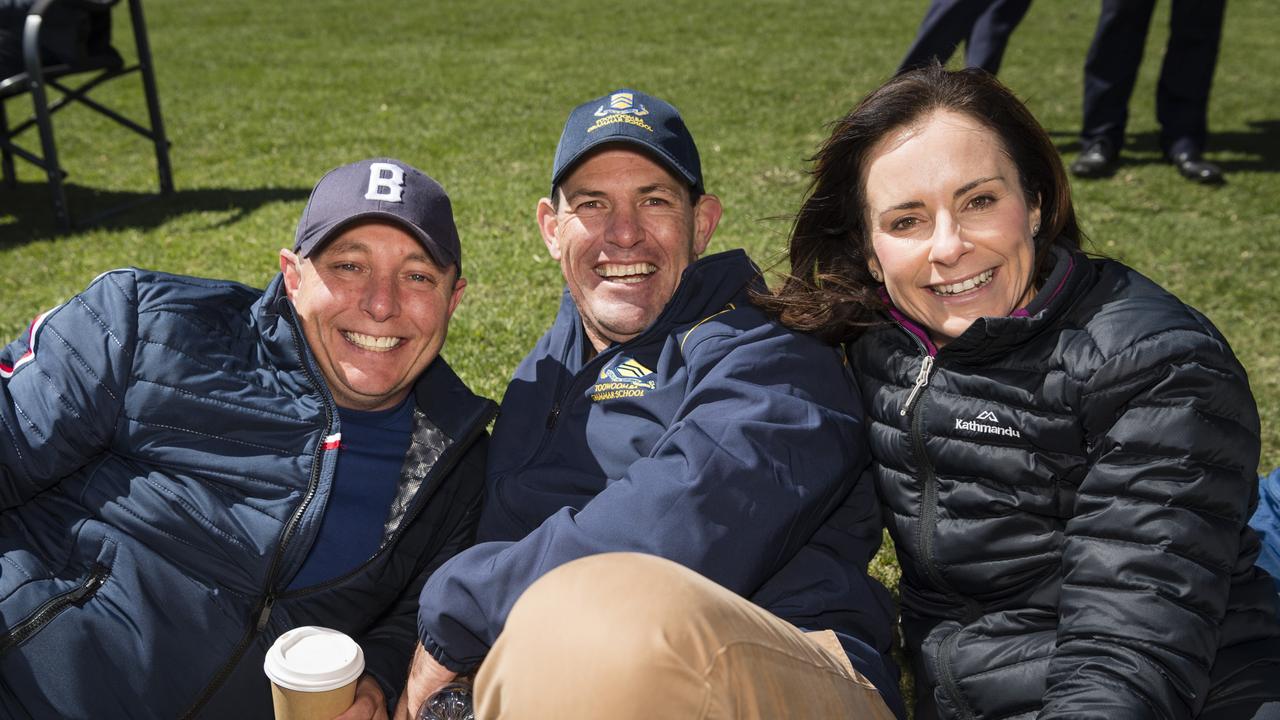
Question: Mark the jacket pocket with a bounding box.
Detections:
[924,612,1057,720]
[0,561,111,656]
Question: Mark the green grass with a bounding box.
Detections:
[2,1,1276,457]
[1,0,1277,704]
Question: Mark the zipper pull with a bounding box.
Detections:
[67,563,109,605]
[255,594,275,632]
[901,355,935,417]
[545,404,560,430]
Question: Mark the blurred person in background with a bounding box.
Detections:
[1069,0,1227,184]
[898,0,1033,76]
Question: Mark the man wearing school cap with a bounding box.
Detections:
[0,158,493,719]
[399,91,905,719]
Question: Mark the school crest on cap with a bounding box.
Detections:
[596,92,650,117]
[587,92,654,134]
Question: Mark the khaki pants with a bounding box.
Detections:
[474,552,895,719]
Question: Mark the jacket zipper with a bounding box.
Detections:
[535,346,617,451]
[539,321,585,436]
[901,355,934,416]
[910,375,947,598]
[0,563,109,656]
[902,343,982,623]
[936,627,976,720]
[180,307,335,719]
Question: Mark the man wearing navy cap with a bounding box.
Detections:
[0,158,493,719]
[399,91,904,719]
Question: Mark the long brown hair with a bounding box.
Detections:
[762,65,1082,344]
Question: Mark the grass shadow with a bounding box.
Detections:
[0,182,311,245]
[1047,119,1280,173]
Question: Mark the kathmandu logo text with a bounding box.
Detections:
[956,410,1021,438]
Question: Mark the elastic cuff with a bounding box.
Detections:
[420,635,472,674]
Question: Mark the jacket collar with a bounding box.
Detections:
[410,357,496,442]
[252,273,307,374]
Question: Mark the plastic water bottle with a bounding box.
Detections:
[416,681,475,720]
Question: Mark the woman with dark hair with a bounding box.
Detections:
[766,65,1280,719]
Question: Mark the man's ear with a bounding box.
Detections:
[536,197,562,261]
[692,193,723,257]
[279,249,302,299]
[446,275,467,320]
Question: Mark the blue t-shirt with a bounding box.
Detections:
[288,395,414,589]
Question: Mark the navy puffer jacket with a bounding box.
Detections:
[0,269,494,719]
[847,247,1280,719]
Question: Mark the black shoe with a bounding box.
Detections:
[1070,138,1118,178]
[1171,151,1224,184]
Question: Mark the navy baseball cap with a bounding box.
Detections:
[550,89,703,196]
[294,158,461,273]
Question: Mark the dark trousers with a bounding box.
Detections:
[1080,0,1226,156]
[898,0,1034,75]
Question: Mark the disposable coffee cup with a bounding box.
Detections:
[264,625,365,720]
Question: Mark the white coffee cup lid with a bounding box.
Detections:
[263,626,365,692]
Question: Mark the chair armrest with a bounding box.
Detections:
[21,1,52,80]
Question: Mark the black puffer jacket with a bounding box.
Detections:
[847,247,1280,719]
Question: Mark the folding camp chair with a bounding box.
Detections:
[0,0,172,232]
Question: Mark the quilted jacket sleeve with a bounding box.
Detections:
[1041,318,1261,718]
[0,270,136,509]
[416,321,869,671]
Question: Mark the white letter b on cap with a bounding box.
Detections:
[365,162,405,202]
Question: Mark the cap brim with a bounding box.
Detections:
[552,136,700,192]
[302,210,458,271]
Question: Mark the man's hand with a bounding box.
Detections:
[392,642,458,720]
[333,674,388,720]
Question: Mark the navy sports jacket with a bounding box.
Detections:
[0,269,494,719]
[418,250,904,716]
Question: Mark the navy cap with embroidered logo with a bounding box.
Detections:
[294,158,462,273]
[551,89,703,196]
